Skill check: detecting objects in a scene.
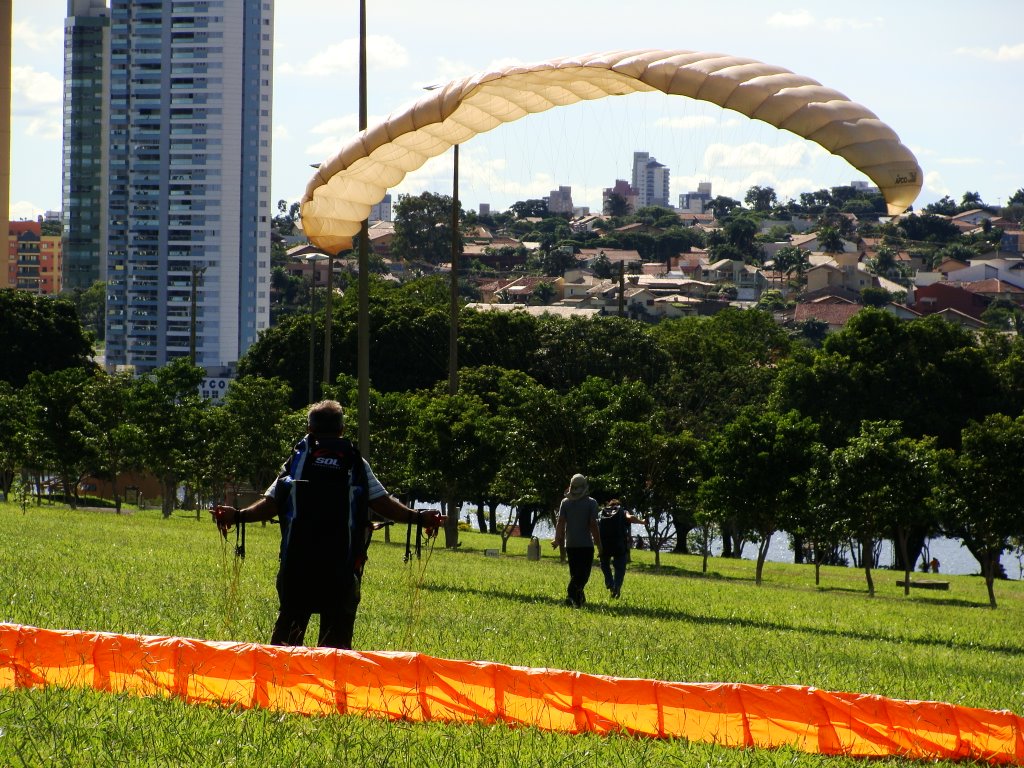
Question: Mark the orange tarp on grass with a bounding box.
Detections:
[1,623,1022,763]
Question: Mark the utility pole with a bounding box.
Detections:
[322,251,333,395]
[448,144,459,395]
[356,0,370,456]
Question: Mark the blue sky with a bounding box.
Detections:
[10,1,1024,220]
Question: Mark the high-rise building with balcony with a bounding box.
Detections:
[63,0,111,293]
[631,151,671,209]
[103,0,273,374]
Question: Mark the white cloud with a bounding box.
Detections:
[937,156,982,166]
[655,115,717,130]
[954,43,1024,61]
[924,170,951,198]
[9,200,45,221]
[766,10,881,32]
[767,10,815,28]
[305,136,345,158]
[12,20,62,53]
[274,124,291,142]
[309,115,359,136]
[822,16,882,32]
[278,35,409,76]
[24,113,62,141]
[703,141,818,169]
[11,66,62,107]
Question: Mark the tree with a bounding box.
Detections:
[699,408,818,584]
[744,185,778,213]
[773,245,810,284]
[23,367,94,505]
[705,196,741,219]
[531,280,557,305]
[772,310,1000,451]
[217,376,298,495]
[923,196,958,216]
[392,192,463,264]
[508,199,549,219]
[816,225,845,254]
[604,192,630,217]
[406,391,499,548]
[64,281,107,341]
[0,290,95,387]
[940,414,1024,608]
[132,359,208,518]
[860,287,892,307]
[603,420,702,570]
[652,308,791,438]
[0,382,30,500]
[75,371,146,513]
[960,191,984,211]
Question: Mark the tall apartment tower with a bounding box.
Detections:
[631,151,671,209]
[104,0,273,374]
[63,0,110,293]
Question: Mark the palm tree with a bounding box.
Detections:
[816,226,845,254]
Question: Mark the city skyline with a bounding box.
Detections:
[10,1,1024,221]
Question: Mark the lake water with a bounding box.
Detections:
[455,504,1023,580]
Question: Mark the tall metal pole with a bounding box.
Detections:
[322,251,333,394]
[307,260,317,403]
[356,0,370,456]
[448,145,459,395]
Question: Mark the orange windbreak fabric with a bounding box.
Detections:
[1,623,1021,763]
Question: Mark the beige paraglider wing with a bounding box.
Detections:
[300,49,922,252]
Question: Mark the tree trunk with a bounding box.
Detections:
[475,499,486,533]
[862,536,875,597]
[983,552,998,609]
[442,498,460,549]
[487,501,498,534]
[755,533,772,586]
[701,525,710,574]
[897,528,910,597]
[161,473,176,519]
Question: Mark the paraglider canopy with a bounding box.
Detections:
[300,49,922,252]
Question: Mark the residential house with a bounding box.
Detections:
[793,296,862,332]
[705,258,763,300]
[959,278,1024,307]
[464,302,601,319]
[913,281,991,321]
[999,229,1023,255]
[577,248,644,271]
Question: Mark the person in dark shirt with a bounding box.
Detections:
[212,400,444,649]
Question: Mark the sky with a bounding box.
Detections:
[9,1,1024,222]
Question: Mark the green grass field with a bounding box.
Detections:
[1,501,1021,767]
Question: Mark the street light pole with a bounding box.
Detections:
[448,144,459,395]
[322,251,333,395]
[356,0,370,456]
[306,255,320,403]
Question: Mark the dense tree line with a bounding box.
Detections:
[5,277,1024,606]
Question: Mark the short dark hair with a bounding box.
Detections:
[307,400,344,435]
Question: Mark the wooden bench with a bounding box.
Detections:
[896,579,950,590]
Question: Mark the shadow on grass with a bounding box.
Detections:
[418,581,1023,657]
